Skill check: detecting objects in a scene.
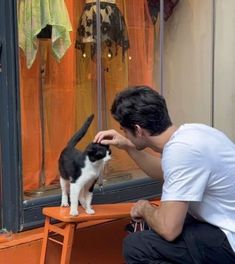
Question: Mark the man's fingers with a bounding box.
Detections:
[93,130,116,143]
[99,139,112,145]
[93,132,104,143]
[93,132,106,143]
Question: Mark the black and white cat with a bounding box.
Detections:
[59,114,111,216]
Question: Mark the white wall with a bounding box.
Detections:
[163,0,213,126]
[161,0,235,142]
[214,0,235,140]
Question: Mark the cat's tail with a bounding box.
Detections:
[66,114,94,148]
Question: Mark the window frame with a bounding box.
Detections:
[0,0,23,232]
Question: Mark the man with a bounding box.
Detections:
[94,86,235,264]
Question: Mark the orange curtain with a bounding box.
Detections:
[43,0,77,186]
[20,0,77,191]
[20,51,42,190]
[125,0,155,88]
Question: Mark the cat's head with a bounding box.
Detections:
[86,143,111,163]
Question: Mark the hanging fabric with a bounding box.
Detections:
[19,0,77,191]
[17,0,73,69]
[147,0,180,24]
[75,0,130,60]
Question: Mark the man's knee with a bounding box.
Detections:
[123,233,139,260]
[123,231,162,263]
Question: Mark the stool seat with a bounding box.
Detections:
[42,202,141,223]
[40,200,160,264]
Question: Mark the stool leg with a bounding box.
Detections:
[40,216,50,264]
[60,223,76,264]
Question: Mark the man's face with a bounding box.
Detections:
[121,126,146,151]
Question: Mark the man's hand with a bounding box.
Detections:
[130,200,150,221]
[94,129,134,150]
[131,200,189,242]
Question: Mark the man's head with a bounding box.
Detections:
[111,86,172,137]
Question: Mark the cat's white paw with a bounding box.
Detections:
[61,196,69,207]
[61,202,69,207]
[70,209,79,216]
[86,208,95,215]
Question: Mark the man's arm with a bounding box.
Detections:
[131,200,189,241]
[94,129,163,181]
[126,146,163,180]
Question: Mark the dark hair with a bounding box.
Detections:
[111,86,172,135]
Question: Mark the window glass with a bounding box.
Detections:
[17,0,161,199]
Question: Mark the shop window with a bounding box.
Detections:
[18,0,162,201]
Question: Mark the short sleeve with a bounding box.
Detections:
[161,142,210,202]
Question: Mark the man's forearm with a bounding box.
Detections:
[139,201,187,242]
[140,202,171,240]
[126,147,163,180]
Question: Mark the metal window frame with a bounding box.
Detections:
[0,0,23,232]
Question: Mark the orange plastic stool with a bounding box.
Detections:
[40,200,160,264]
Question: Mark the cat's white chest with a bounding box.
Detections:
[82,157,104,179]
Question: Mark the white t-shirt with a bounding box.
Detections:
[161,124,235,252]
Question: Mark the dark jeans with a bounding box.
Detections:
[123,215,235,264]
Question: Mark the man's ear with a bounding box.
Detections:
[134,124,143,137]
[134,125,150,138]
